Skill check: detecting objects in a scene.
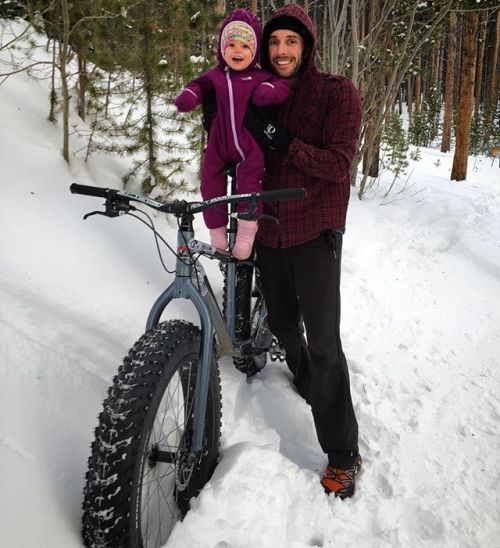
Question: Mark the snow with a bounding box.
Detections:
[1,21,500,548]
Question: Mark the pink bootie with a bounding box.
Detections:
[232,220,258,260]
[209,226,228,250]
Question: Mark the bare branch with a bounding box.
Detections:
[0,60,54,81]
[0,22,33,52]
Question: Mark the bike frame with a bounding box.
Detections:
[145,216,242,463]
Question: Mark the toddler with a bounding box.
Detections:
[175,9,290,259]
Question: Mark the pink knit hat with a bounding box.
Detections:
[220,20,257,55]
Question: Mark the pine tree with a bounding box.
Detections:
[82,0,216,195]
[381,111,409,194]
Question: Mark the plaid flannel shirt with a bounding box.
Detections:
[256,74,362,249]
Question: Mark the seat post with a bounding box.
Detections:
[228,169,237,248]
[225,167,238,340]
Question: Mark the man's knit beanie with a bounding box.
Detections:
[264,15,312,48]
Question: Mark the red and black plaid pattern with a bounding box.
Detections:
[257,73,362,249]
[257,4,362,249]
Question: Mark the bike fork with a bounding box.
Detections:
[145,225,229,463]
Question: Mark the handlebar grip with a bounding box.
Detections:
[258,188,306,202]
[70,183,109,198]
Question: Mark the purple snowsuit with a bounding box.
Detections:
[175,9,290,229]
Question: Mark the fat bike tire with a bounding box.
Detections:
[222,262,269,377]
[82,320,221,548]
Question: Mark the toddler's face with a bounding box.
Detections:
[223,39,253,71]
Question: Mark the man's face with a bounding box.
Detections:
[268,29,304,79]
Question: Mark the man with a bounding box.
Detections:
[245,3,363,499]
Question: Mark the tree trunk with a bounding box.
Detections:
[360,0,382,179]
[327,0,349,75]
[473,12,487,121]
[421,51,430,104]
[350,0,359,87]
[59,0,70,164]
[362,120,380,178]
[453,16,463,116]
[414,70,421,112]
[484,11,500,132]
[431,42,441,91]
[407,75,413,122]
[76,47,87,121]
[48,38,57,122]
[322,5,328,73]
[451,11,479,181]
[104,72,112,119]
[441,12,457,153]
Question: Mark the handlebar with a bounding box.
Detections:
[70,183,306,217]
[70,183,108,198]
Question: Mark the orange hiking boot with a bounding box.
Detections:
[321,455,362,499]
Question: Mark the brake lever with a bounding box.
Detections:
[236,203,258,220]
[83,199,137,220]
[83,210,116,220]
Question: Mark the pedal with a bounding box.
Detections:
[269,337,286,362]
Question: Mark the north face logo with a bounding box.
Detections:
[241,76,253,81]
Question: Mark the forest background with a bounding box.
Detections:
[0,0,499,199]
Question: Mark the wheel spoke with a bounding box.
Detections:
[141,463,178,548]
[156,372,182,435]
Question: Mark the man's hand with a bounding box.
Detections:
[244,105,293,155]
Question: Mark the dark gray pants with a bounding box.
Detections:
[256,231,359,468]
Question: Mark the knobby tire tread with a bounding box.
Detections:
[81,320,221,548]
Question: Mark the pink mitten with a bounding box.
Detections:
[209,226,228,250]
[175,88,200,112]
[252,79,291,106]
[232,220,258,260]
